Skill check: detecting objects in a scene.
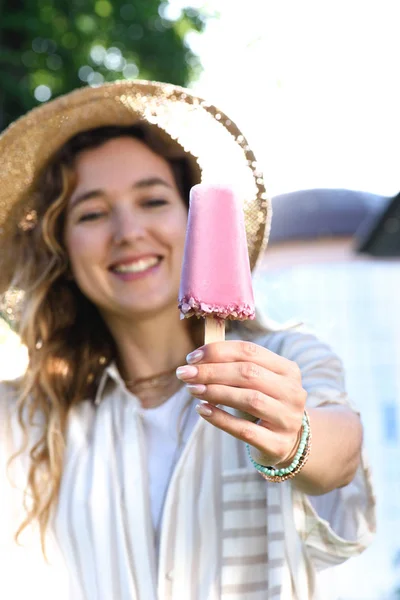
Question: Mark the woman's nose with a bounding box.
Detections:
[112,208,146,245]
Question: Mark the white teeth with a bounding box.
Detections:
[113,257,159,274]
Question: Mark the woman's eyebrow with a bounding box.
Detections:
[70,189,105,209]
[133,177,173,190]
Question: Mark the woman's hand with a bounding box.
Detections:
[176,340,307,467]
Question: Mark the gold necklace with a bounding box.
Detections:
[123,367,184,407]
[123,367,178,391]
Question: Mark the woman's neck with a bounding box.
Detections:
[103,306,194,394]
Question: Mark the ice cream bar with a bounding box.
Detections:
[179,183,255,342]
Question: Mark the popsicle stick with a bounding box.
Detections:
[204,317,225,344]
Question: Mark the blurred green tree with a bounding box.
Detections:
[0,0,206,130]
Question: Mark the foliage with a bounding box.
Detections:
[0,0,206,129]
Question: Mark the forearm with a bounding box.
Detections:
[290,404,363,495]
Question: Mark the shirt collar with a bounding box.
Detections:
[94,361,135,406]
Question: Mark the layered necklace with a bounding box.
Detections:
[123,366,184,408]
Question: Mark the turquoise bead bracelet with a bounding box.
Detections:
[246,410,312,483]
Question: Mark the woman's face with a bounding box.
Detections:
[64,136,188,322]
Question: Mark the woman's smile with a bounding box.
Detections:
[109,253,163,281]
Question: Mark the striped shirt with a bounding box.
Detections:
[0,330,375,599]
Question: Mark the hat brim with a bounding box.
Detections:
[0,80,271,283]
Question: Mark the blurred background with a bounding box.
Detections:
[0,1,399,598]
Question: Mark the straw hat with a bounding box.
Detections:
[0,80,271,321]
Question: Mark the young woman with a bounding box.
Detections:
[0,81,374,599]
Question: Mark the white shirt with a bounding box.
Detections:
[0,330,375,600]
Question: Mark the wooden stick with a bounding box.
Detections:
[204,317,225,344]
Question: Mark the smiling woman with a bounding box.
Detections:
[0,81,374,600]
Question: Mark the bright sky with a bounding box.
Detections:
[172,0,399,198]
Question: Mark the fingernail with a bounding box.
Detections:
[186,383,206,395]
[186,349,204,364]
[176,365,198,380]
[196,403,213,417]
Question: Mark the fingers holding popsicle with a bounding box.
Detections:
[175,340,307,464]
[176,341,306,410]
[176,360,302,410]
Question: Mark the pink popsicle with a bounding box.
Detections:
[179,184,255,340]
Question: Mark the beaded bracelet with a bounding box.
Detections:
[246,410,312,483]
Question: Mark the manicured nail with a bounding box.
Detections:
[186,349,204,364]
[176,365,198,380]
[186,383,206,395]
[196,402,213,417]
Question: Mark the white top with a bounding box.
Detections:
[140,387,197,552]
[0,330,375,600]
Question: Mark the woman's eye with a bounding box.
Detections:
[143,198,168,208]
[78,211,106,223]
